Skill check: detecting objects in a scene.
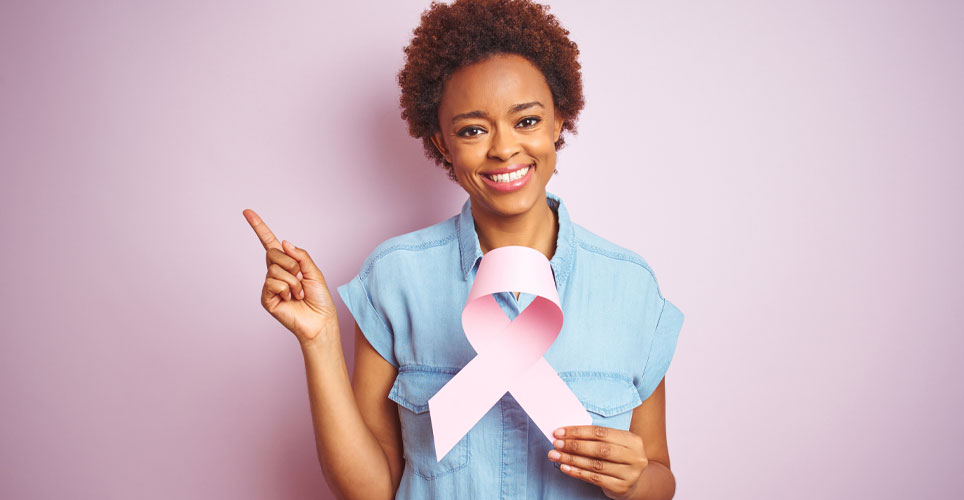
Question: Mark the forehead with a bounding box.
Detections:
[439,53,552,115]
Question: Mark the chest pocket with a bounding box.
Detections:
[388,366,470,480]
[561,373,643,431]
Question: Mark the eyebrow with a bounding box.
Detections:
[450,101,544,124]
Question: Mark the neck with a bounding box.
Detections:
[472,193,558,262]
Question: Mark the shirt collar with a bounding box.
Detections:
[457,190,576,287]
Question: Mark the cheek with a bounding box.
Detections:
[536,125,559,147]
[450,142,488,165]
[529,131,558,157]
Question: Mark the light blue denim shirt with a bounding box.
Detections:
[337,191,684,500]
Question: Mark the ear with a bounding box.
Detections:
[430,132,450,163]
[552,108,565,143]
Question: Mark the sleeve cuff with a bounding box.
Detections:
[336,274,398,368]
[638,298,684,401]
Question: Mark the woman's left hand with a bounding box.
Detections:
[548,425,648,500]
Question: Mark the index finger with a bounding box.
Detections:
[554,425,626,443]
[242,208,282,251]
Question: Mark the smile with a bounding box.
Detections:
[480,164,534,192]
[483,165,530,183]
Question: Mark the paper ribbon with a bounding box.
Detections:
[427,245,592,462]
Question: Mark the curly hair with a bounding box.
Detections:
[398,0,585,182]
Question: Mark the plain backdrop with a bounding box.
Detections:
[2,0,962,498]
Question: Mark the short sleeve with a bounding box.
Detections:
[637,297,684,402]
[336,269,398,368]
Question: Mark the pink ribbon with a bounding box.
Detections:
[427,245,592,461]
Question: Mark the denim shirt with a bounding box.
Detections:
[337,191,684,500]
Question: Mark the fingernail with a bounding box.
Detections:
[561,464,571,472]
[299,290,305,299]
[548,450,561,460]
[554,428,565,437]
[553,439,564,449]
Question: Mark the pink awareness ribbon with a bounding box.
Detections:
[427,245,592,461]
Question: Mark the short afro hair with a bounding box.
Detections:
[397,0,585,181]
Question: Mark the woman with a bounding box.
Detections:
[243,1,683,498]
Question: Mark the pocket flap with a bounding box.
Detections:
[561,373,643,417]
[388,367,460,414]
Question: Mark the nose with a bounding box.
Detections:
[487,125,522,161]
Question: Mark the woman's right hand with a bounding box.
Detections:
[243,208,339,345]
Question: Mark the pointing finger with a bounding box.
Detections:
[243,209,282,251]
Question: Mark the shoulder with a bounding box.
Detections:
[571,223,666,300]
[356,215,459,281]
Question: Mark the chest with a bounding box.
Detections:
[386,272,654,498]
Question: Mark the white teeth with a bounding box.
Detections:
[486,166,530,183]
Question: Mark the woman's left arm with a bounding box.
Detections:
[548,377,676,500]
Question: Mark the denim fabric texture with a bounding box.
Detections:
[336,191,685,499]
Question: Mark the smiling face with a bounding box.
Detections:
[431,53,565,218]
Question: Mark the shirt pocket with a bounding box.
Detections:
[388,366,470,480]
[561,372,643,431]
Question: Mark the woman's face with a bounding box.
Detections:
[432,53,564,218]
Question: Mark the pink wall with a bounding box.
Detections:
[2,1,962,498]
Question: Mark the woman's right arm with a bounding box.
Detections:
[242,209,402,499]
[300,320,403,499]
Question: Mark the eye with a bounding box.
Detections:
[517,116,541,128]
[457,126,485,138]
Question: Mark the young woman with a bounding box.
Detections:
[243,1,684,498]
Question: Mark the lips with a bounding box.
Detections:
[480,163,534,192]
[482,163,533,177]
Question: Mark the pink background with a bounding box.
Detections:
[2,1,962,498]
